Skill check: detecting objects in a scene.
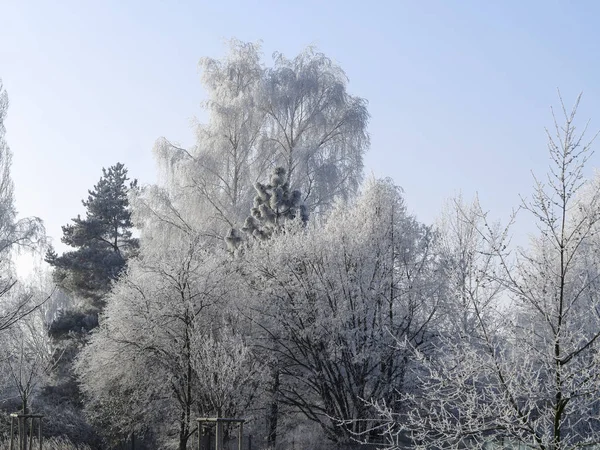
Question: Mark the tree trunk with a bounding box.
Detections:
[266,369,280,447]
[178,418,189,450]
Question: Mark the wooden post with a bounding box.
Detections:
[10,416,14,450]
[29,418,33,450]
[197,424,202,450]
[19,416,24,450]
[215,421,221,450]
[23,416,27,450]
[238,422,243,450]
[38,418,42,450]
[17,417,21,450]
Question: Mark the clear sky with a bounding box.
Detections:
[2,0,600,261]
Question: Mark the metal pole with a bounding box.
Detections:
[215,421,221,450]
[238,422,243,450]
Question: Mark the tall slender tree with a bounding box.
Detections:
[224,166,309,446]
[0,80,46,331]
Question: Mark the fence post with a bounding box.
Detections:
[216,421,222,450]
[10,416,14,450]
[38,418,42,450]
[28,418,33,450]
[20,416,25,450]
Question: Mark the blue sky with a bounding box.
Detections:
[2,0,600,257]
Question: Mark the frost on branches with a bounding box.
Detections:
[154,40,369,240]
[73,135,274,449]
[0,288,57,415]
[241,178,443,444]
[75,216,253,450]
[226,166,309,250]
[0,80,46,332]
[372,96,600,450]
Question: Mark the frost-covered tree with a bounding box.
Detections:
[368,195,509,448]
[45,163,138,308]
[225,166,308,250]
[195,39,266,215]
[241,178,442,444]
[260,47,370,212]
[436,195,505,338]
[155,40,266,232]
[76,213,245,449]
[0,80,46,332]
[374,95,600,450]
[0,292,57,415]
[223,166,310,445]
[155,40,369,239]
[191,325,264,420]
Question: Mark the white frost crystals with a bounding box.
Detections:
[153,40,369,241]
[371,95,600,450]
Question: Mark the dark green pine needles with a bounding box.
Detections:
[46,163,138,308]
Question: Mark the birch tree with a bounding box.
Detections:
[260,47,370,212]
[154,40,266,233]
[154,41,369,240]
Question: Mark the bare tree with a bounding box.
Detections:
[373,95,600,450]
[1,308,55,414]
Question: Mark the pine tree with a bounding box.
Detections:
[225,166,308,446]
[46,163,138,308]
[225,167,308,251]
